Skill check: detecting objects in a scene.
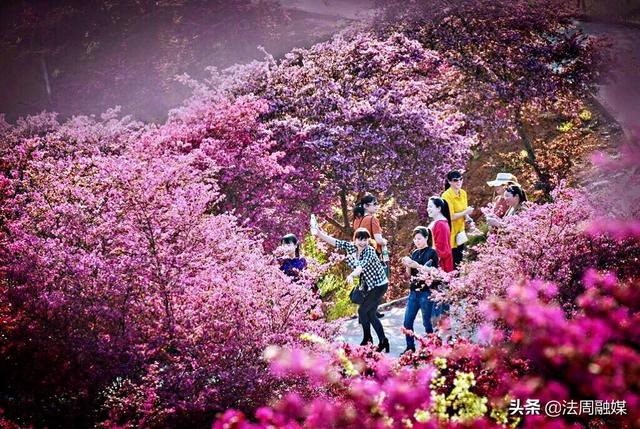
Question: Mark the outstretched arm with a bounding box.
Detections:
[313,227,337,247]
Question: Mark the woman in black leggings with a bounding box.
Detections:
[313,226,389,352]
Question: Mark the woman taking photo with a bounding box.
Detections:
[312,226,389,352]
[486,185,528,228]
[352,193,389,317]
[486,172,519,218]
[400,226,440,355]
[442,171,473,269]
[503,185,528,217]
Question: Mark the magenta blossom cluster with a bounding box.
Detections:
[214,269,639,429]
[445,185,640,332]
[482,272,640,428]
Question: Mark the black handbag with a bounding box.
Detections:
[349,286,367,305]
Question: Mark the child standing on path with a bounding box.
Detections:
[276,233,307,283]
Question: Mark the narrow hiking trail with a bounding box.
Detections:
[336,300,414,356]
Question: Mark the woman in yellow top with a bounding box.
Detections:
[441,170,474,269]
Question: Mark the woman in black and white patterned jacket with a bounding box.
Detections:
[312,226,389,353]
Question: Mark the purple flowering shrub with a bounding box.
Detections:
[0,112,334,427]
[160,94,321,247]
[373,0,610,195]
[207,31,479,224]
[444,185,640,332]
[483,272,640,428]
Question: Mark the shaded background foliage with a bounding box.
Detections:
[0,0,369,122]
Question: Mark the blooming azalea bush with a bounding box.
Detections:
[482,273,640,429]
[0,112,334,427]
[444,184,640,332]
[206,31,478,228]
[160,93,325,247]
[214,270,639,429]
[374,0,610,195]
[215,340,508,429]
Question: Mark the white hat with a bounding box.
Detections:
[487,172,518,187]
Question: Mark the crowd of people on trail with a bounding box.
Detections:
[275,170,529,356]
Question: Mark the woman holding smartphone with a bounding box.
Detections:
[312,226,390,352]
[400,226,440,355]
[442,170,474,269]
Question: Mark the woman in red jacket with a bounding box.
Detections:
[426,196,454,327]
[427,197,454,273]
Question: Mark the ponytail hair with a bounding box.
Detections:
[413,226,433,247]
[429,196,452,230]
[353,203,365,220]
[352,193,377,220]
[444,170,462,191]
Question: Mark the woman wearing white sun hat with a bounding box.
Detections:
[486,172,518,219]
[486,184,528,228]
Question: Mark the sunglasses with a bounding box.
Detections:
[366,201,379,205]
[451,177,463,182]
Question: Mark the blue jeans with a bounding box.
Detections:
[358,283,388,342]
[403,289,435,349]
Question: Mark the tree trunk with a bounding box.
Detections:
[515,108,552,196]
[340,188,352,237]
